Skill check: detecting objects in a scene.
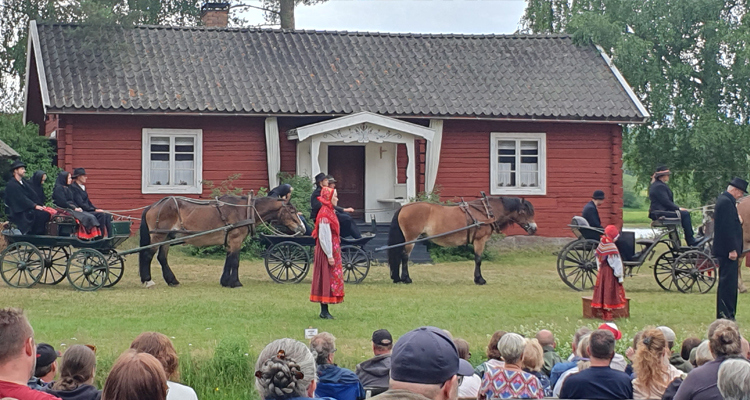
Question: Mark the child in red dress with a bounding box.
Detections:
[592,225,627,321]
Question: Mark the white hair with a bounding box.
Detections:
[718,359,750,400]
[497,333,526,364]
[254,338,317,400]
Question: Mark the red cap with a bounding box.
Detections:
[599,322,622,340]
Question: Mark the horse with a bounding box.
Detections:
[387,196,537,285]
[138,194,306,288]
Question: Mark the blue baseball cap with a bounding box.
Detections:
[390,326,475,384]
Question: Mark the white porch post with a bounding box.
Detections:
[405,139,416,200]
[311,137,322,179]
[264,117,280,188]
[425,119,443,193]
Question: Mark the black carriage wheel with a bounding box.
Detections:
[672,250,718,294]
[653,251,677,291]
[557,239,599,291]
[341,245,369,284]
[39,247,69,285]
[0,242,44,288]
[103,250,125,288]
[265,241,310,284]
[66,249,109,291]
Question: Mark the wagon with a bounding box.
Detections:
[557,216,717,294]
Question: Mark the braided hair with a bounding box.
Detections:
[51,345,96,392]
[254,339,316,400]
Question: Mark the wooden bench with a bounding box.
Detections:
[582,296,630,319]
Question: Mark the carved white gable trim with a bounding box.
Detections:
[294,111,434,142]
[321,123,404,143]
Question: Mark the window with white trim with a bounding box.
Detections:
[142,129,203,194]
[490,132,546,195]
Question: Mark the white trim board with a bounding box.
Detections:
[141,128,203,194]
[294,111,435,142]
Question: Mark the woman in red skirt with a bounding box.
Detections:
[592,225,627,321]
[310,186,345,319]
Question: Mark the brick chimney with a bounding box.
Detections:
[201,2,230,28]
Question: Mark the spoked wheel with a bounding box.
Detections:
[102,250,125,288]
[265,241,310,284]
[39,247,69,285]
[341,245,369,284]
[66,249,109,291]
[653,251,677,291]
[557,239,599,291]
[672,250,718,294]
[0,242,44,288]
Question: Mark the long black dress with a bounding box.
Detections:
[52,172,100,232]
[5,177,50,234]
[70,181,112,237]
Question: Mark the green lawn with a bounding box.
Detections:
[1,247,747,399]
[623,206,651,226]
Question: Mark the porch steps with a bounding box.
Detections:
[357,222,433,264]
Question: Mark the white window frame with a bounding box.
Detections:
[490,132,546,195]
[141,128,203,194]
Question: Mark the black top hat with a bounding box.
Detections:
[9,160,26,171]
[72,168,87,178]
[592,190,605,200]
[314,173,326,183]
[729,177,749,193]
[654,165,671,177]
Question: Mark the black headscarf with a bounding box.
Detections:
[53,171,75,209]
[268,184,292,199]
[30,170,47,204]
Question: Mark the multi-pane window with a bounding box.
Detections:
[142,129,202,194]
[490,133,546,195]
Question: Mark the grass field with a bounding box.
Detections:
[622,206,651,226]
[1,244,747,399]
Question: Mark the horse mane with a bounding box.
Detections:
[498,196,534,216]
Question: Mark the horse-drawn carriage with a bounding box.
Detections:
[557,216,717,294]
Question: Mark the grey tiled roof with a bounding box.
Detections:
[33,23,647,122]
[0,140,19,159]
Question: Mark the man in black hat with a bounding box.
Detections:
[356,329,394,389]
[310,173,361,239]
[4,160,51,234]
[69,168,112,237]
[713,177,747,320]
[582,190,606,229]
[27,343,59,390]
[648,165,699,246]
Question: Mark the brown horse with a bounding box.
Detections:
[387,196,537,284]
[138,195,305,288]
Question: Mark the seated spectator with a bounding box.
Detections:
[692,341,715,367]
[522,339,551,397]
[549,327,591,389]
[680,338,701,366]
[28,344,59,390]
[371,326,474,400]
[658,326,693,373]
[311,332,364,400]
[559,329,633,400]
[741,337,749,359]
[355,329,392,390]
[45,345,100,400]
[535,330,562,377]
[478,333,543,399]
[626,330,644,364]
[475,331,506,378]
[598,322,630,373]
[254,338,322,400]
[453,339,481,398]
[631,329,684,399]
[552,334,591,398]
[129,332,198,400]
[675,319,743,400]
[101,349,168,400]
[0,308,59,400]
[717,359,750,400]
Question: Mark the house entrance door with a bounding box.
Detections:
[327,146,365,220]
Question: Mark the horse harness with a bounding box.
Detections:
[458,193,498,244]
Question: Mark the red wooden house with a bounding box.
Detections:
[23,12,647,237]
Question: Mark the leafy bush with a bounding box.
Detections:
[622,173,644,209]
[427,242,498,263]
[203,173,243,198]
[409,186,453,205]
[278,172,313,217]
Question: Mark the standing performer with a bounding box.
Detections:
[592,225,627,321]
[713,177,747,320]
[310,186,345,319]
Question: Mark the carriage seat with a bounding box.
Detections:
[651,217,681,228]
[569,216,603,241]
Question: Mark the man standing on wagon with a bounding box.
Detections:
[713,177,747,320]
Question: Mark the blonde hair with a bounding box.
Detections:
[102,349,168,400]
[130,332,180,381]
[522,338,544,372]
[576,334,592,371]
[633,329,669,393]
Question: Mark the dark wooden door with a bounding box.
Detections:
[328,146,365,220]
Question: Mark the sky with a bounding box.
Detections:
[237,0,528,34]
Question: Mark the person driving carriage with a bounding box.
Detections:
[4,160,53,235]
[648,165,700,246]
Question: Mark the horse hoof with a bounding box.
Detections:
[475,277,487,285]
[230,281,243,288]
[143,281,156,289]
[392,279,401,284]
[402,278,412,284]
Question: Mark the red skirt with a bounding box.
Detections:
[591,263,627,310]
[310,241,344,304]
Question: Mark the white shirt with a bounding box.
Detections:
[318,222,333,257]
[553,366,578,398]
[167,381,199,400]
[458,374,482,398]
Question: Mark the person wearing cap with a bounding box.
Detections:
[582,190,606,229]
[28,344,60,390]
[4,160,52,235]
[70,168,112,237]
[371,326,473,400]
[657,326,693,374]
[477,333,544,399]
[713,177,748,320]
[310,332,365,400]
[355,330,393,389]
[648,165,700,246]
[597,323,630,373]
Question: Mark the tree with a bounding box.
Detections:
[232,0,328,29]
[521,0,750,205]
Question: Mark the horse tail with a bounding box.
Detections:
[138,206,153,282]
[387,208,405,279]
[139,206,151,247]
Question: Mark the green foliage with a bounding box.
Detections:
[181,338,256,400]
[278,172,313,217]
[409,186,452,205]
[203,173,244,198]
[622,173,644,209]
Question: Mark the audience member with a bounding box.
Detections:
[101,350,167,400]
[717,359,750,400]
[631,329,684,399]
[254,338,321,400]
[658,326,692,374]
[355,329,392,390]
[535,330,562,377]
[693,341,715,367]
[741,337,749,359]
[598,323,629,372]
[625,330,644,363]
[129,332,198,400]
[522,339,551,397]
[549,327,591,388]
[559,330,633,400]
[552,334,591,398]
[478,333,544,399]
[45,345,100,400]
[28,344,59,390]
[371,326,474,400]
[680,338,701,365]
[310,332,364,400]
[0,308,59,400]
[674,319,743,400]
[453,339,481,399]
[475,331,506,378]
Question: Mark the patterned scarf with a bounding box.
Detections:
[312,186,340,238]
[595,225,620,261]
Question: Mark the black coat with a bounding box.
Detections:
[30,170,47,205]
[310,185,343,222]
[649,180,680,219]
[582,200,602,228]
[5,177,42,233]
[70,182,98,212]
[53,172,77,209]
[713,191,743,258]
